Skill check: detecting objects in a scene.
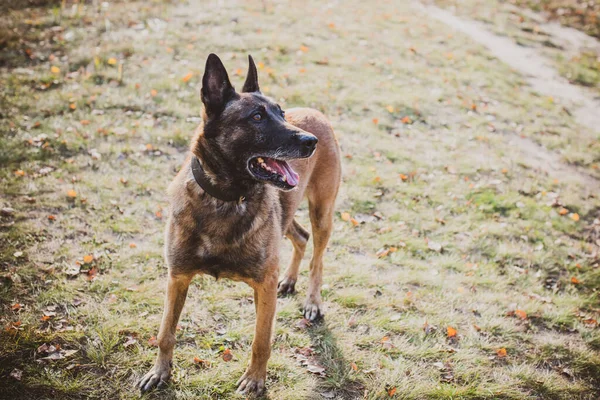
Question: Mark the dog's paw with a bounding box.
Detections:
[236,369,266,396]
[277,277,296,296]
[137,363,171,393]
[303,298,323,321]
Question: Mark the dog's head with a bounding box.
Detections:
[198,53,317,191]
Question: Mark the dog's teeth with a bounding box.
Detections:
[257,157,264,163]
[282,175,287,182]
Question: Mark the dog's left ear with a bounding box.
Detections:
[242,55,260,93]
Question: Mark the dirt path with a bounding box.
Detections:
[417,2,600,135]
[415,1,600,190]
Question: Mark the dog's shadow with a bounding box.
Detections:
[303,321,365,399]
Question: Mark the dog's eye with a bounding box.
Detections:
[280,109,285,118]
[252,113,262,122]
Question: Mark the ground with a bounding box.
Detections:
[1,0,599,399]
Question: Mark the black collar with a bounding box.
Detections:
[190,156,247,203]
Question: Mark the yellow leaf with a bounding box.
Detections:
[386,105,394,113]
[66,189,77,198]
[15,170,26,177]
[496,348,507,358]
[107,57,117,65]
[300,45,309,53]
[69,103,76,110]
[341,212,350,221]
[83,254,94,264]
[182,72,193,82]
[571,277,580,284]
[401,116,412,124]
[150,89,158,97]
[50,66,60,74]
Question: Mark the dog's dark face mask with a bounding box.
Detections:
[199,54,317,191]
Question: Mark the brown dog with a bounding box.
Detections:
[138,54,341,395]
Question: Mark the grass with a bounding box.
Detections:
[0,0,599,399]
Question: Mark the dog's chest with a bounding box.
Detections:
[168,196,281,281]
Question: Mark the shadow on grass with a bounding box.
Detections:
[306,322,364,400]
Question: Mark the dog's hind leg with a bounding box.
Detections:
[278,219,309,295]
[138,271,194,392]
[304,199,334,321]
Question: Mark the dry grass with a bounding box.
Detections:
[1,0,599,399]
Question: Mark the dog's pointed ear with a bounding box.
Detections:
[201,53,236,116]
[242,55,260,93]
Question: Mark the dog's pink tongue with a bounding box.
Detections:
[267,159,299,186]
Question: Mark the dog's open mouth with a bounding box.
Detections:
[248,156,299,189]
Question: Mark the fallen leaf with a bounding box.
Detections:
[372,118,379,125]
[182,72,194,82]
[66,190,77,198]
[150,89,158,97]
[9,368,22,381]
[83,255,94,264]
[15,170,26,177]
[376,248,391,258]
[447,326,457,338]
[515,309,527,320]
[193,357,210,367]
[341,212,350,221]
[570,213,580,222]
[386,105,394,113]
[387,386,397,397]
[496,348,507,358]
[11,303,21,311]
[350,362,358,371]
[401,116,412,124]
[107,57,117,65]
[559,208,569,215]
[306,363,325,375]
[571,277,580,284]
[148,336,158,346]
[48,215,56,221]
[50,66,60,74]
[222,348,233,362]
[129,242,137,248]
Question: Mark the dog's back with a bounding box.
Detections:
[278,107,341,232]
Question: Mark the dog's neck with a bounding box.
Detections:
[191,136,262,204]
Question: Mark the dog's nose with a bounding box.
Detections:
[298,135,318,153]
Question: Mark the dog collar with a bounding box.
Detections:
[191,156,247,203]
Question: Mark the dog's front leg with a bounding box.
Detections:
[237,266,278,395]
[138,271,194,392]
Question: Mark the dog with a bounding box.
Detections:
[137,54,341,395]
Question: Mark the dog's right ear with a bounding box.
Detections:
[242,55,260,93]
[201,53,236,116]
